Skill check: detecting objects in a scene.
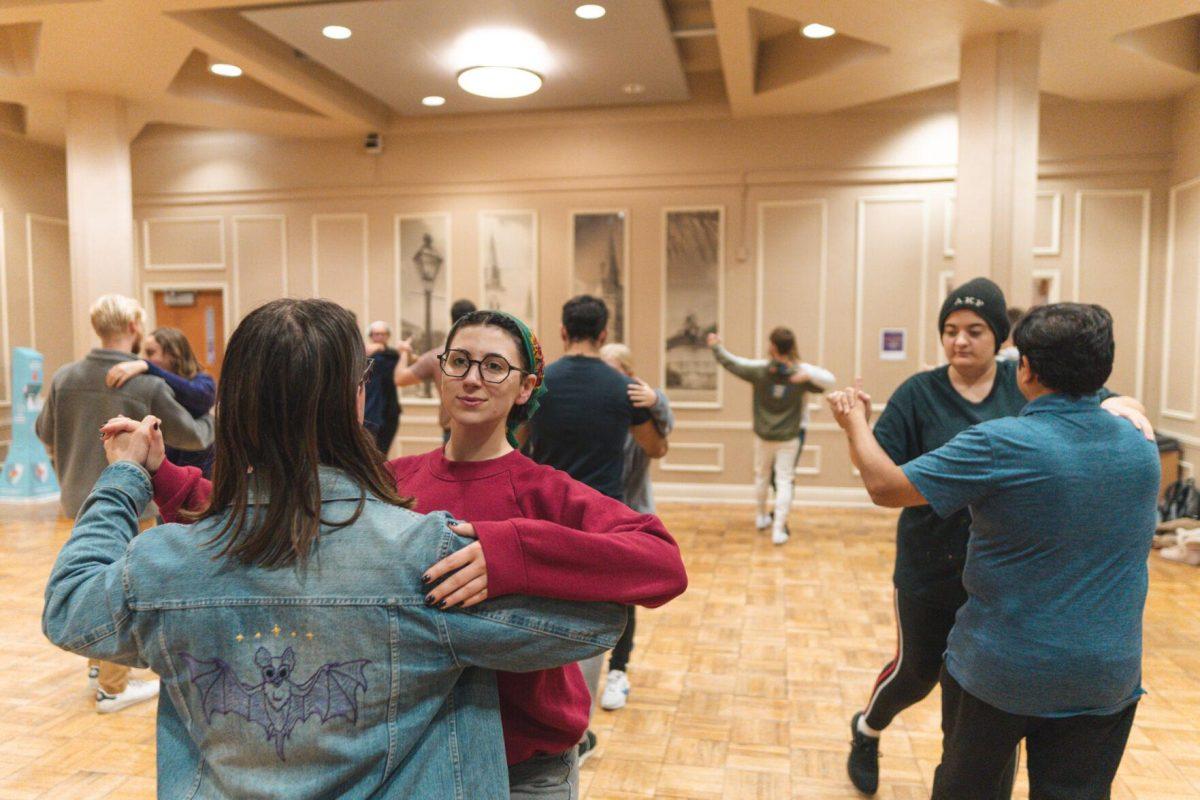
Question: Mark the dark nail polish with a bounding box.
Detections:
[422,574,431,583]
[439,600,448,609]
[153,421,160,431]
[424,594,435,606]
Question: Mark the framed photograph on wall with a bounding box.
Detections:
[570,211,628,343]
[479,210,538,329]
[662,207,723,408]
[396,213,451,403]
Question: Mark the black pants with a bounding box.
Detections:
[863,589,960,731]
[933,670,1137,800]
[609,607,636,672]
[374,412,399,456]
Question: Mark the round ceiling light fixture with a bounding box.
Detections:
[322,25,352,40]
[575,4,606,20]
[457,66,543,99]
[801,23,836,39]
[209,63,243,78]
[422,95,446,107]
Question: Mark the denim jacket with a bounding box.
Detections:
[43,462,626,799]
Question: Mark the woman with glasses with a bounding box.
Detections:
[49,299,627,798]
[134,308,688,800]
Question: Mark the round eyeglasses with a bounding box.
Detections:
[438,348,527,384]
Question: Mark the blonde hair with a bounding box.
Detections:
[600,342,633,375]
[89,294,145,340]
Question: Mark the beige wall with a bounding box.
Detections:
[130,98,1173,501]
[0,134,70,453]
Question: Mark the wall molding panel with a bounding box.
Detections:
[756,199,827,366]
[660,442,725,473]
[1161,177,1200,422]
[232,214,288,319]
[1072,188,1151,399]
[142,216,225,271]
[311,213,370,322]
[1034,191,1063,256]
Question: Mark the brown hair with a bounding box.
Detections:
[185,298,412,568]
[150,327,202,379]
[768,327,799,360]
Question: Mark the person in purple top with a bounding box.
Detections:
[107,327,215,475]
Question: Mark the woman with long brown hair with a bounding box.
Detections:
[107,325,216,475]
[43,298,624,799]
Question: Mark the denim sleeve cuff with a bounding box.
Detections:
[473,520,527,598]
[101,461,154,505]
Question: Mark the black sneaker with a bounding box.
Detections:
[848,712,879,795]
[577,729,598,765]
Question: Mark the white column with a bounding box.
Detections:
[956,32,1040,307]
[65,93,136,356]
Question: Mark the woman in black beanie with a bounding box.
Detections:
[844,277,1151,796]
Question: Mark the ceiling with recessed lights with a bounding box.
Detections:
[0,0,1198,145]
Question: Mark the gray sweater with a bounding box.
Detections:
[620,389,674,514]
[36,348,215,518]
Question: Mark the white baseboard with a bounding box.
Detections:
[1159,428,1200,448]
[653,481,874,508]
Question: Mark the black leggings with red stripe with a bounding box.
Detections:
[863,589,961,731]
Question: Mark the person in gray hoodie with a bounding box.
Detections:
[36,293,214,713]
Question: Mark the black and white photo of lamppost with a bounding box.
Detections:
[412,232,444,397]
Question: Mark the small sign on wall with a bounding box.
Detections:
[880,328,907,361]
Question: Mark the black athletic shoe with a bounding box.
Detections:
[577,729,598,765]
[848,712,880,795]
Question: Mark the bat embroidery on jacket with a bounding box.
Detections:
[181,646,370,760]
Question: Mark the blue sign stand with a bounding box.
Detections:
[0,348,60,503]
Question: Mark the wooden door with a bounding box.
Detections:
[152,289,225,382]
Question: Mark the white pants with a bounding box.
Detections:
[755,433,804,533]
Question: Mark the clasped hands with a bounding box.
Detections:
[826,379,873,431]
[100,414,166,472]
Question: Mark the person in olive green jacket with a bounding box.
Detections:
[707,328,834,544]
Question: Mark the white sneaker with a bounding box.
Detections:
[601,669,630,710]
[87,666,99,691]
[755,513,773,531]
[772,526,790,546]
[96,679,159,714]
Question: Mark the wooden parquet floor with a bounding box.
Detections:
[1,504,1198,799]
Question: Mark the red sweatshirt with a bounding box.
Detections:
[150,448,688,766]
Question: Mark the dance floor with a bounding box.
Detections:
[0,503,1198,799]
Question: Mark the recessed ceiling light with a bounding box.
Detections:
[575,4,606,20]
[322,25,352,40]
[209,63,243,78]
[622,82,645,95]
[457,66,542,99]
[802,23,836,39]
[422,95,446,107]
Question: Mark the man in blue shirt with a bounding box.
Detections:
[828,303,1159,799]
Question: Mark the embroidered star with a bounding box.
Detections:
[254,632,262,639]
[290,631,297,638]
[306,632,314,640]
[235,634,244,643]
[272,625,281,637]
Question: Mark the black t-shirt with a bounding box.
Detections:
[527,355,652,501]
[873,360,1027,608]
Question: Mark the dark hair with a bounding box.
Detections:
[1006,307,1025,327]
[1012,303,1113,396]
[768,327,798,360]
[150,327,201,379]
[561,295,608,342]
[186,299,411,568]
[450,299,477,324]
[444,310,536,430]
